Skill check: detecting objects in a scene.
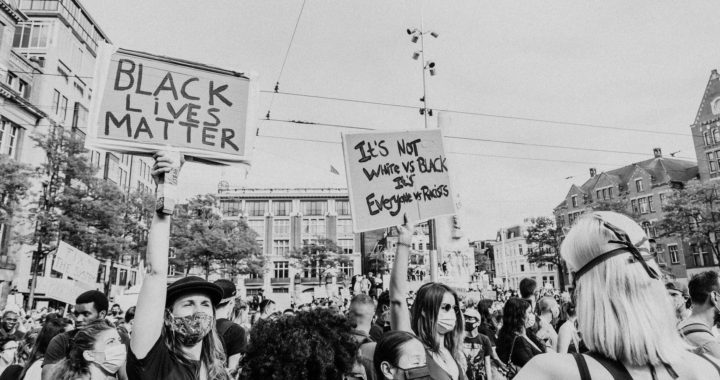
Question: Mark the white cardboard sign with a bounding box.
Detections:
[53,241,100,285]
[341,129,456,232]
[86,46,258,165]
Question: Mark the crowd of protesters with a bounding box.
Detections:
[1,154,720,378]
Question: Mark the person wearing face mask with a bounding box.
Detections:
[127,151,229,380]
[390,217,466,380]
[678,271,720,358]
[462,309,493,380]
[0,336,18,375]
[50,320,126,380]
[495,298,545,373]
[374,331,430,380]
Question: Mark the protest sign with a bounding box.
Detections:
[341,129,456,232]
[53,241,100,285]
[34,277,95,305]
[87,47,258,164]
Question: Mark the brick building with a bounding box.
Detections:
[553,149,703,280]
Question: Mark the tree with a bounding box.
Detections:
[658,179,720,264]
[291,238,352,279]
[0,155,33,225]
[524,216,566,290]
[170,194,263,279]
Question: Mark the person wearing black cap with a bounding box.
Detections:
[127,152,229,380]
[213,279,246,375]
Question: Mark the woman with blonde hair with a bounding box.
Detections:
[516,211,720,379]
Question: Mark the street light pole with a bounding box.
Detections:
[408,20,439,282]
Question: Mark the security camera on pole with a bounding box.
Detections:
[407,24,440,282]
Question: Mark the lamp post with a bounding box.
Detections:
[407,23,439,281]
[27,181,50,309]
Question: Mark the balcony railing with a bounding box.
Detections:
[270,277,290,285]
[300,277,321,285]
[244,278,263,286]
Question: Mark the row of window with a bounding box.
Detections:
[596,187,614,201]
[704,128,720,147]
[220,199,351,217]
[707,151,720,173]
[6,72,29,99]
[0,121,21,158]
[631,196,655,214]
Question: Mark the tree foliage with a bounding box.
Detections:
[473,245,492,273]
[0,155,34,225]
[524,216,566,289]
[291,238,352,278]
[171,194,263,279]
[658,179,720,262]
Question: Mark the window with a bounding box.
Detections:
[668,244,679,264]
[339,262,354,278]
[638,198,649,214]
[303,218,326,238]
[635,179,643,192]
[714,129,720,146]
[706,131,713,146]
[272,200,291,216]
[571,195,578,208]
[418,242,424,251]
[12,21,51,49]
[518,244,523,255]
[5,72,16,86]
[246,220,265,236]
[0,121,20,158]
[168,265,176,277]
[273,220,290,236]
[338,238,353,254]
[648,196,655,213]
[691,244,704,266]
[272,240,290,256]
[273,261,289,278]
[336,200,351,215]
[18,80,28,99]
[272,288,289,294]
[337,219,353,236]
[520,264,525,272]
[219,199,241,216]
[59,95,68,122]
[301,201,327,216]
[710,152,718,172]
[246,201,268,216]
[548,264,554,271]
[642,221,652,238]
[119,269,127,286]
[713,98,720,115]
[659,193,666,208]
[51,89,60,114]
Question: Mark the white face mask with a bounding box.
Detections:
[437,314,456,334]
[89,344,127,374]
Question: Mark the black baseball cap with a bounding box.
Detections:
[166,276,223,307]
[213,279,237,305]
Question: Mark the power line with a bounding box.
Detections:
[260,118,698,160]
[262,90,695,138]
[266,0,307,118]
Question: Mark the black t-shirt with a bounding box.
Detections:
[216,319,246,357]
[0,364,22,380]
[463,333,492,360]
[127,336,200,380]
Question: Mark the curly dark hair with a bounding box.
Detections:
[240,308,357,380]
[498,298,531,338]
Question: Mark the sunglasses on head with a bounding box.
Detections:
[572,216,660,288]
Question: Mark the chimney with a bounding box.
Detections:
[589,168,597,177]
[713,69,720,80]
[653,148,662,158]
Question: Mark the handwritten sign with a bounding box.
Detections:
[53,241,100,285]
[34,277,95,305]
[341,129,456,232]
[87,47,258,164]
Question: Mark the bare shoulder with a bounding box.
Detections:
[671,351,720,380]
[514,353,578,380]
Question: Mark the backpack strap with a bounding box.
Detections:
[572,353,592,380]
[586,352,633,380]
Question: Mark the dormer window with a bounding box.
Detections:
[571,195,578,208]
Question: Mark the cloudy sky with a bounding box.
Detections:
[83,0,720,239]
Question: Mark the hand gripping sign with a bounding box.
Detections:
[341,129,456,232]
[86,46,258,213]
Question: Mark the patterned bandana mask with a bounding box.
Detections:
[167,312,213,346]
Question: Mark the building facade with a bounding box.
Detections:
[216,187,361,309]
[0,0,153,307]
[553,149,704,280]
[491,225,557,290]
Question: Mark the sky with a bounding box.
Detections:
[82,0,720,240]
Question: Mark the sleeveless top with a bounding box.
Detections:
[426,347,467,380]
[572,351,720,380]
